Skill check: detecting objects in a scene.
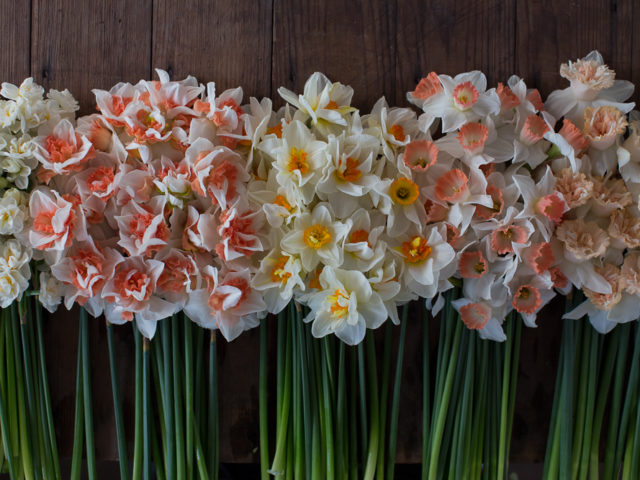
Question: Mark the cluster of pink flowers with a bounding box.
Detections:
[26,71,267,340]
[16,50,639,343]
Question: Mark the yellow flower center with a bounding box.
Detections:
[267,123,283,138]
[390,177,420,205]
[336,157,362,182]
[274,194,293,211]
[288,147,309,174]
[401,236,432,263]
[328,289,350,319]
[304,224,332,249]
[270,256,292,284]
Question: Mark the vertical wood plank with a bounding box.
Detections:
[394,0,516,464]
[396,0,516,104]
[516,0,634,98]
[272,0,398,109]
[0,0,31,83]
[152,0,273,98]
[31,0,152,461]
[31,0,152,110]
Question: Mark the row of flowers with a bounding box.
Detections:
[1,50,637,345]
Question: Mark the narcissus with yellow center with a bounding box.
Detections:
[390,177,419,205]
[401,235,432,264]
[303,224,332,250]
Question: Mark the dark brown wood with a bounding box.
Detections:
[31,0,152,111]
[516,0,635,98]
[152,0,273,98]
[272,0,398,109]
[0,0,30,84]
[397,0,517,100]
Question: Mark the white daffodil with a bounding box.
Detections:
[278,72,355,136]
[545,51,635,127]
[304,266,387,345]
[316,132,381,217]
[263,120,329,204]
[410,71,500,133]
[252,249,305,314]
[392,225,456,299]
[280,203,351,272]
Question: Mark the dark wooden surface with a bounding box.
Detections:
[2,0,637,469]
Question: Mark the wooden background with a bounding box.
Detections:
[2,0,638,476]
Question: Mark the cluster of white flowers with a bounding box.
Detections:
[0,79,78,308]
[543,51,640,333]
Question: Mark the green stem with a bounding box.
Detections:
[577,327,599,479]
[0,314,16,479]
[363,331,380,480]
[70,318,84,480]
[207,330,219,480]
[184,318,194,480]
[357,342,368,470]
[322,338,335,480]
[296,306,313,479]
[336,341,346,480]
[427,319,462,479]
[387,305,409,480]
[589,330,618,478]
[172,317,186,479]
[191,414,210,480]
[133,325,143,480]
[270,312,292,476]
[162,318,175,479]
[614,324,640,476]
[290,312,302,480]
[602,323,630,479]
[421,305,430,480]
[80,309,97,480]
[106,321,130,479]
[18,300,41,478]
[559,311,575,479]
[571,321,591,480]
[349,348,358,480]
[259,318,269,480]
[143,337,151,480]
[377,321,394,480]
[497,314,515,480]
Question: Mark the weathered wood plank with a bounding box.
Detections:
[0,0,30,84]
[272,0,397,109]
[396,0,516,104]
[516,0,634,98]
[152,0,273,98]
[31,0,152,111]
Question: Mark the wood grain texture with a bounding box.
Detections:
[152,0,273,98]
[397,0,516,104]
[31,0,152,111]
[272,0,398,109]
[0,0,31,84]
[516,0,635,98]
